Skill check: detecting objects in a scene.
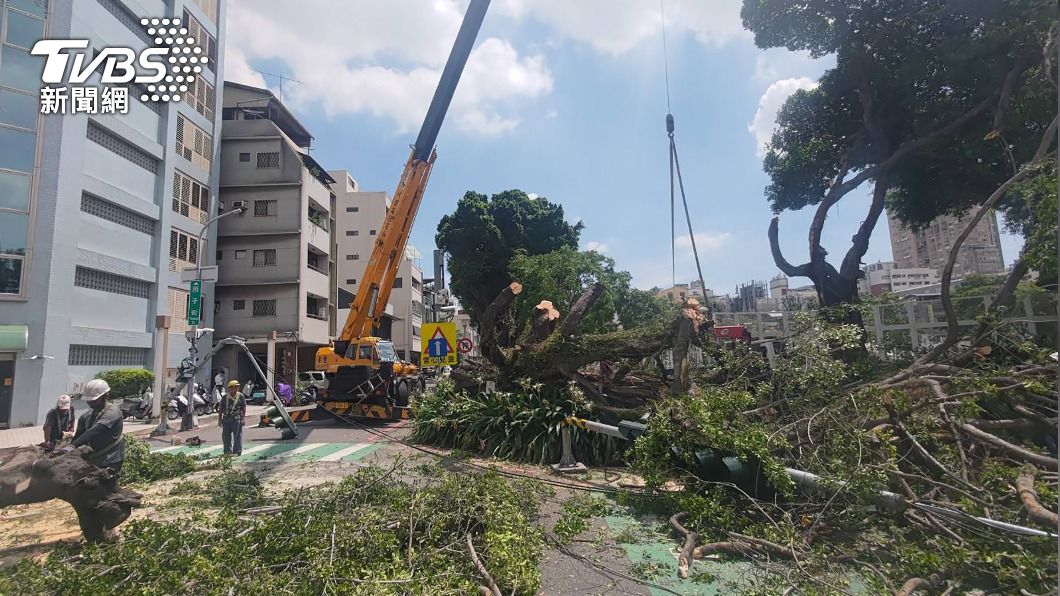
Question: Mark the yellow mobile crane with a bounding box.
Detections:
[314,0,490,420]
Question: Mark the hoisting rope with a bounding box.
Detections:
[660,0,709,309]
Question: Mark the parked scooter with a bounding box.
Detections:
[119,389,153,420]
[166,386,206,419]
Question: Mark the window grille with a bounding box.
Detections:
[256,152,279,168]
[183,9,218,66]
[81,193,154,234]
[252,299,276,317]
[252,249,276,267]
[74,266,151,298]
[185,77,215,121]
[167,287,189,334]
[87,122,159,173]
[69,345,148,367]
[253,200,276,216]
[172,170,210,223]
[175,114,212,170]
[168,229,200,271]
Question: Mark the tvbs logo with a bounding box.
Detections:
[32,17,207,114]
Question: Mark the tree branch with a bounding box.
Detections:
[768,217,811,278]
[669,513,698,579]
[558,282,605,336]
[466,534,502,596]
[959,424,1058,469]
[479,282,523,367]
[839,174,890,280]
[1016,466,1059,528]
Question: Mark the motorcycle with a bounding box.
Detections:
[200,382,221,415]
[119,390,153,420]
[166,387,206,419]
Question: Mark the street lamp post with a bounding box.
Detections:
[180,205,246,432]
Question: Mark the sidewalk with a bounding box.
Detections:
[0,406,268,449]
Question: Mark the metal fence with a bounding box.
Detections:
[714,294,1058,351]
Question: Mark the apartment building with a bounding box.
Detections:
[0,0,225,427]
[861,261,940,296]
[655,283,712,302]
[211,82,337,383]
[887,209,1005,277]
[330,171,424,362]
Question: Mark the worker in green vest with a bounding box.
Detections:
[220,379,247,455]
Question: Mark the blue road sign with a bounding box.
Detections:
[428,337,448,358]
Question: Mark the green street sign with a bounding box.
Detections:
[188,279,202,325]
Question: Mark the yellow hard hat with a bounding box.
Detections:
[227,380,241,388]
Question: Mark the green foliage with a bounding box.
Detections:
[552,494,613,543]
[1001,164,1058,286]
[121,436,198,485]
[412,379,626,465]
[629,388,793,494]
[95,368,153,399]
[208,469,264,510]
[0,465,547,596]
[508,247,666,336]
[435,189,582,328]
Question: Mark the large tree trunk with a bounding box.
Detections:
[458,282,711,413]
[0,445,142,542]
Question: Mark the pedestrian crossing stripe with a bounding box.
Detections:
[151,441,382,463]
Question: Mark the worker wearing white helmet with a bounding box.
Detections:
[63,379,126,482]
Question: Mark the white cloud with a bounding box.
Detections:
[752,49,818,83]
[748,77,818,158]
[225,1,552,137]
[495,0,747,55]
[583,241,609,254]
[223,46,267,88]
[675,232,731,252]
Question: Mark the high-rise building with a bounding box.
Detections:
[330,171,424,362]
[886,209,1005,277]
[0,0,226,428]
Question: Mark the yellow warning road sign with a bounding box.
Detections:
[421,322,458,366]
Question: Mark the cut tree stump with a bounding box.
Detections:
[0,445,142,542]
[453,281,713,412]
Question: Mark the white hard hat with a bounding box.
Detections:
[82,379,111,401]
[57,394,71,409]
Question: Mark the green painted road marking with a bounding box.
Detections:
[605,514,753,595]
[237,442,304,462]
[341,442,384,461]
[151,441,386,463]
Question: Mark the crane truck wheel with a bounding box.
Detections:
[394,379,410,407]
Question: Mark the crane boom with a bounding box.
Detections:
[331,0,490,359]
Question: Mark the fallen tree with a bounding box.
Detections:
[0,445,142,542]
[452,281,711,415]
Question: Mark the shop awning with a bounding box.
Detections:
[0,326,28,351]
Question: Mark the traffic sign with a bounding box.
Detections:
[457,337,474,354]
[188,280,202,326]
[182,266,218,282]
[420,322,457,367]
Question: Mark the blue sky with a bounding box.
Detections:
[225,0,1021,294]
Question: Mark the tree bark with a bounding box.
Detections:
[530,300,560,343]
[1016,466,1059,528]
[0,445,142,542]
[558,282,605,336]
[479,282,523,367]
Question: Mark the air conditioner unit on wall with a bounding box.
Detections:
[231,200,247,210]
